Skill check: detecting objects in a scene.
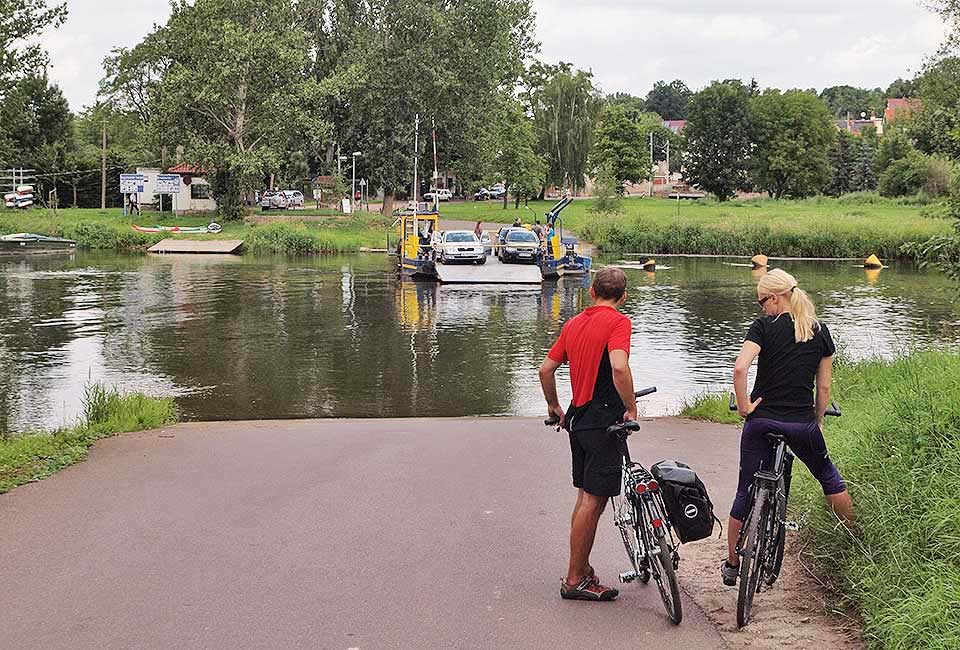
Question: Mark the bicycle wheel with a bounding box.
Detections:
[737,487,771,628]
[641,515,682,625]
[764,513,786,587]
[615,497,649,582]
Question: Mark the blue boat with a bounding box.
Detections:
[538,197,592,279]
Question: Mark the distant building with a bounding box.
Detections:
[835,113,884,136]
[662,120,686,134]
[884,98,922,124]
[167,164,217,214]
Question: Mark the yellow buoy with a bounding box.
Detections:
[864,254,883,269]
[751,254,768,269]
[642,258,656,271]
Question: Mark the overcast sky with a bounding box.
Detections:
[41,0,947,111]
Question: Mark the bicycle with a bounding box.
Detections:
[728,393,841,628]
[546,386,683,624]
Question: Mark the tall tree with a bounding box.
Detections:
[0,75,71,169]
[0,0,66,86]
[851,140,878,192]
[683,80,753,201]
[525,61,604,195]
[490,96,544,209]
[588,104,649,193]
[751,90,835,199]
[330,0,535,214]
[643,80,691,121]
[606,92,646,120]
[825,130,857,196]
[875,129,914,176]
[906,57,960,160]
[819,85,885,118]
[146,0,330,219]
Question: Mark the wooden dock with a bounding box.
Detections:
[436,257,541,284]
[148,239,244,254]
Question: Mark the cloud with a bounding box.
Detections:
[37,0,947,109]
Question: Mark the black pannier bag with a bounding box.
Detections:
[651,460,719,544]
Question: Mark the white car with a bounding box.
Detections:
[424,188,453,202]
[281,190,304,208]
[436,230,486,264]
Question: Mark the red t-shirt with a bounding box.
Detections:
[548,305,632,408]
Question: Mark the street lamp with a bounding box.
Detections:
[351,151,362,212]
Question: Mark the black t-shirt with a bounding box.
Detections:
[745,314,836,422]
[564,347,626,432]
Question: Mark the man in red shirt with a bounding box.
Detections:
[539,267,637,601]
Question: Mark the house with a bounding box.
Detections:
[662,120,686,134]
[167,164,217,214]
[835,113,884,136]
[884,98,922,124]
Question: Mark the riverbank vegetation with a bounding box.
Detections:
[0,383,177,493]
[681,351,960,649]
[0,207,393,254]
[442,194,952,259]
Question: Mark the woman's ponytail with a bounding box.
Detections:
[788,286,817,343]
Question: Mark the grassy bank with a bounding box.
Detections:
[0,207,392,254]
[440,194,952,260]
[681,351,960,649]
[0,384,178,493]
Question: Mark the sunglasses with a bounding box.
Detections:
[758,295,773,307]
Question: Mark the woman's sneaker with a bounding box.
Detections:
[720,560,739,586]
[560,575,619,601]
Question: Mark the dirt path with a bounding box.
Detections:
[0,417,862,649]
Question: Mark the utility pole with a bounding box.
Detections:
[649,132,654,197]
[101,122,107,209]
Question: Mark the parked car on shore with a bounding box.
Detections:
[424,188,453,202]
[436,230,486,264]
[260,189,304,210]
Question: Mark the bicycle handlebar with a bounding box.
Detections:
[543,386,658,426]
[728,392,841,417]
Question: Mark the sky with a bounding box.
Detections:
[39,0,948,111]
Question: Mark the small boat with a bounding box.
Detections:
[538,197,592,279]
[133,222,222,234]
[0,233,77,255]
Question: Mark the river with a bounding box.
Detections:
[1,251,957,433]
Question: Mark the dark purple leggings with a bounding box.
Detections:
[730,417,846,521]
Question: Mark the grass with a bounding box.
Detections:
[680,351,960,650]
[438,194,953,260]
[0,207,392,254]
[0,383,178,493]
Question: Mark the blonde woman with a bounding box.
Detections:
[721,269,854,586]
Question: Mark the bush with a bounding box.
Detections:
[590,161,622,214]
[878,153,929,198]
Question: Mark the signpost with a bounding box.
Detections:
[156,174,181,194]
[119,173,145,194]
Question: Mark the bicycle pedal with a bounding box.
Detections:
[784,520,800,531]
[618,571,637,583]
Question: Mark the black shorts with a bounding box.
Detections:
[569,428,622,497]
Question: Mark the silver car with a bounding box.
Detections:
[436,230,486,264]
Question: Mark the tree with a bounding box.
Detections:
[851,139,878,192]
[875,129,914,176]
[886,77,920,99]
[490,96,544,209]
[905,57,960,160]
[0,75,71,170]
[825,130,857,196]
[330,0,535,214]
[606,92,646,120]
[643,80,691,121]
[0,0,66,87]
[137,0,330,220]
[878,151,931,197]
[683,80,753,201]
[751,91,834,199]
[525,61,604,195]
[589,104,649,193]
[589,160,621,214]
[819,85,885,118]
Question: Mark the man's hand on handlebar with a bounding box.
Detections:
[545,402,565,430]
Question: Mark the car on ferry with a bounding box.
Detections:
[435,230,486,265]
[497,227,540,263]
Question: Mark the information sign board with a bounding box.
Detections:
[119,173,145,194]
[156,174,181,194]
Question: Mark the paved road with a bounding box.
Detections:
[0,417,741,650]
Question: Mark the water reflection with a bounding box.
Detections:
[0,252,957,432]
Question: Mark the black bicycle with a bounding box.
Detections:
[729,393,841,628]
[547,387,683,624]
